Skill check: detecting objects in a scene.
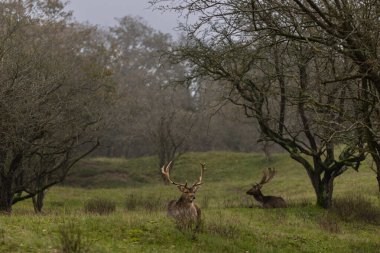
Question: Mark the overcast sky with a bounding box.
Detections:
[66,0,182,36]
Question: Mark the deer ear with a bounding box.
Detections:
[192,185,201,192]
[177,185,187,192]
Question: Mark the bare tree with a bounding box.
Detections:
[0,1,112,213]
[151,0,366,208]
[100,17,199,172]
[245,0,380,194]
[91,16,269,161]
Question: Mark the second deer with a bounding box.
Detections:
[246,168,287,208]
[161,161,205,231]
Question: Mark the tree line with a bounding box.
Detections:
[95,16,270,164]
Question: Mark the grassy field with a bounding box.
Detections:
[1,152,379,253]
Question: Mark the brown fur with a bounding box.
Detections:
[167,191,202,231]
[162,162,205,232]
[246,168,287,208]
[246,186,287,208]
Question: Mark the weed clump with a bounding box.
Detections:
[125,194,138,210]
[318,213,341,233]
[331,196,380,225]
[84,198,116,215]
[125,194,165,212]
[58,222,89,253]
[205,220,239,238]
[204,212,240,238]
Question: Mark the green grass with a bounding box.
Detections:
[1,152,379,253]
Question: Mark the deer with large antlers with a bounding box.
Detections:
[161,161,205,231]
[246,168,287,208]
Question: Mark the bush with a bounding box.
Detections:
[125,194,165,212]
[331,196,380,225]
[84,198,116,215]
[205,219,239,238]
[58,222,89,253]
[125,194,138,211]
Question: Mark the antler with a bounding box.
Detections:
[192,162,206,188]
[259,168,276,185]
[161,161,188,188]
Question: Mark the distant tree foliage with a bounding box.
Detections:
[95,16,267,167]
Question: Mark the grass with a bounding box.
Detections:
[84,198,116,215]
[1,152,379,252]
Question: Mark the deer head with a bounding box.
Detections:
[246,168,276,196]
[161,161,205,204]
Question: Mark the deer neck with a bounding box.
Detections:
[176,195,196,209]
[252,189,265,203]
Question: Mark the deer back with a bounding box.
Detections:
[261,195,287,208]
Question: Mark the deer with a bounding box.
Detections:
[161,161,205,232]
[246,168,287,208]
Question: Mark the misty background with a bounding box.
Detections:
[63,0,273,161]
[66,0,182,36]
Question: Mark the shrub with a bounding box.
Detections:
[84,198,116,215]
[125,194,165,212]
[204,212,240,238]
[205,219,240,238]
[58,222,89,253]
[125,194,138,211]
[331,196,380,225]
[318,213,341,233]
[143,197,163,212]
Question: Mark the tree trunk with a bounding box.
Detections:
[372,156,380,194]
[0,178,13,214]
[32,191,45,213]
[369,152,380,195]
[262,141,272,161]
[361,78,380,194]
[0,153,22,213]
[314,174,334,209]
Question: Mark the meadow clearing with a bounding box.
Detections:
[0,152,379,253]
